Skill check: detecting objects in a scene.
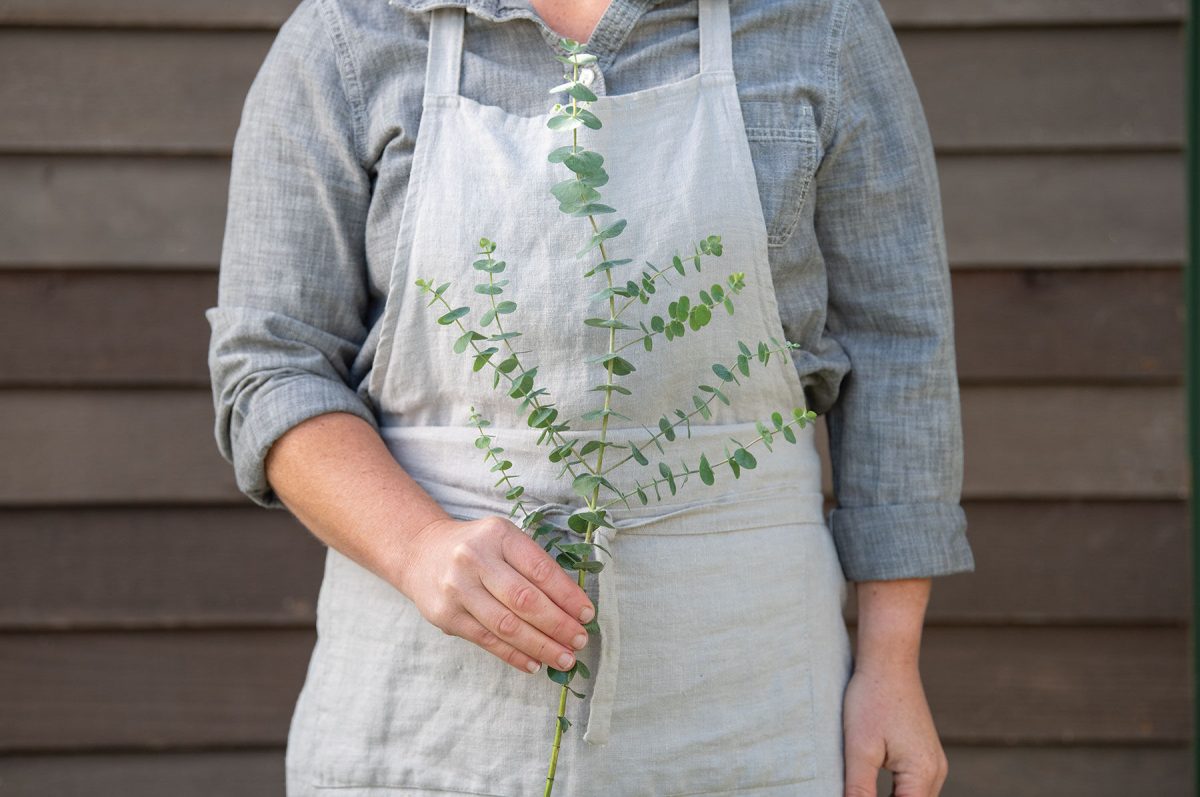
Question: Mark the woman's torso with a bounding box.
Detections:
[331,0,850,418]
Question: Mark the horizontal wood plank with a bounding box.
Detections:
[0,629,314,751]
[920,746,1189,797]
[0,29,269,154]
[0,507,325,630]
[0,157,228,268]
[0,385,1186,504]
[880,0,1187,26]
[951,267,1184,382]
[0,500,1186,629]
[0,267,1183,387]
[0,0,300,28]
[0,270,216,386]
[905,26,1183,150]
[958,385,1186,498]
[0,750,283,797]
[0,153,1183,268]
[0,0,1184,29]
[0,627,1185,750]
[845,499,1189,623]
[938,152,1184,267]
[0,746,1187,797]
[916,627,1188,745]
[0,27,1182,152]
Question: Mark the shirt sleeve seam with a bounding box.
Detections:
[817,0,855,155]
[315,0,371,169]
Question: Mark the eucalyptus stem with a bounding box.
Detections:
[414,34,823,797]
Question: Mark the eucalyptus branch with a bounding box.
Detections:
[611,270,748,355]
[414,282,596,479]
[593,408,819,513]
[413,33,827,797]
[609,238,724,321]
[601,339,802,476]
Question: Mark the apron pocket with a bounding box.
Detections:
[602,517,825,793]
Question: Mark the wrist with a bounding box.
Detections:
[382,512,454,596]
[853,576,930,673]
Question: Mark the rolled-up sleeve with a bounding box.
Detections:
[815,0,975,581]
[205,0,379,510]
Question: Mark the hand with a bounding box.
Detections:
[391,515,596,675]
[842,662,949,797]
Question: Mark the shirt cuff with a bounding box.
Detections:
[826,502,975,582]
[228,374,380,510]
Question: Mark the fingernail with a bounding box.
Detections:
[580,605,595,623]
[526,660,540,673]
[571,633,587,649]
[557,651,574,669]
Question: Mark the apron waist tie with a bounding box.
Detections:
[526,499,622,746]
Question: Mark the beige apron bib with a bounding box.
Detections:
[285,1,853,794]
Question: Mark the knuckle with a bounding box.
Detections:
[527,554,556,585]
[449,541,481,568]
[510,583,539,613]
[553,613,577,642]
[496,609,522,637]
[429,605,457,635]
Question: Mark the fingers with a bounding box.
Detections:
[446,611,543,674]
[500,523,596,624]
[472,560,586,672]
[455,575,580,671]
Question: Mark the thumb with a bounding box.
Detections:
[844,753,880,797]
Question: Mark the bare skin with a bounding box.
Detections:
[264,411,594,676]
[529,0,613,44]
[267,4,951,794]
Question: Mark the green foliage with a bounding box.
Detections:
[414,37,823,797]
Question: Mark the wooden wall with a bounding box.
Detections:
[0,0,1190,794]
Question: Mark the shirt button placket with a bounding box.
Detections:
[579,63,606,97]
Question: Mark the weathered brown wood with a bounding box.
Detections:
[0,386,1186,504]
[951,267,1184,382]
[913,627,1189,744]
[906,27,1183,150]
[0,746,1187,797]
[0,30,270,154]
[881,0,1186,26]
[0,390,243,504]
[937,152,1185,267]
[0,751,284,797]
[0,157,228,268]
[0,629,314,751]
[0,0,1184,28]
[0,270,216,386]
[0,627,1185,750]
[0,268,1183,387]
[0,154,1183,268]
[925,746,1189,797]
[0,507,326,630]
[0,0,300,28]
[0,500,1186,629]
[845,499,1189,623]
[956,386,1186,498]
[0,27,1182,152]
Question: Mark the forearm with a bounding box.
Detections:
[853,577,931,673]
[263,411,453,587]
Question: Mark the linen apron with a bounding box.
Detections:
[285,1,853,794]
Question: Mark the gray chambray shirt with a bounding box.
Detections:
[205,0,976,582]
